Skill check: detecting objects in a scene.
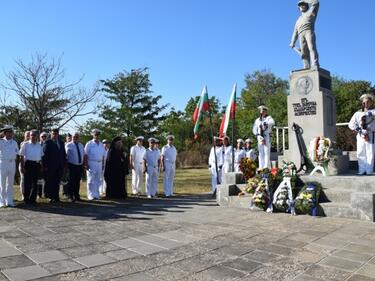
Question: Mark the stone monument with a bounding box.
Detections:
[280,0,348,174]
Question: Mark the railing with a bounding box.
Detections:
[274,122,349,153]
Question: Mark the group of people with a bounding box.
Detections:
[209,105,275,194]
[0,126,177,208]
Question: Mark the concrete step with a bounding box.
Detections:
[318,202,365,220]
[320,188,352,204]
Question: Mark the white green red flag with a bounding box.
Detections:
[219,83,237,137]
[193,85,209,139]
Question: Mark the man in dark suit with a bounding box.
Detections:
[43,128,66,203]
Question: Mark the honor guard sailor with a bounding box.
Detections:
[253,106,275,169]
[84,129,106,200]
[161,135,177,197]
[143,138,160,198]
[0,125,19,207]
[348,94,375,175]
[130,136,146,196]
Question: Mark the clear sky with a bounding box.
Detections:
[1,0,374,115]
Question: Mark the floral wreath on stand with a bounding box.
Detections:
[308,136,331,176]
[271,161,298,215]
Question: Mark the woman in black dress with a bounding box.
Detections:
[104,136,129,199]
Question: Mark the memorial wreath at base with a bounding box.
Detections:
[294,182,322,216]
[271,161,298,215]
[308,136,332,176]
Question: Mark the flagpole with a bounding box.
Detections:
[231,84,237,172]
[231,106,235,172]
[207,95,220,185]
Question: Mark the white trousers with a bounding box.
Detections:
[87,161,102,200]
[221,161,232,181]
[0,160,16,207]
[99,170,106,195]
[357,136,375,174]
[163,162,175,196]
[132,164,144,194]
[258,143,271,169]
[146,167,158,197]
[209,165,221,192]
[234,163,241,173]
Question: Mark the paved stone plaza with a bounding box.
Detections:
[1,195,375,281]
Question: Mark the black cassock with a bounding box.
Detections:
[104,140,129,199]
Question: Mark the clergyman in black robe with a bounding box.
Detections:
[104,136,129,199]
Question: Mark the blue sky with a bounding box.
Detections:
[1,0,374,117]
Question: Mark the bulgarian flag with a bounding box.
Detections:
[193,85,210,139]
[219,83,237,137]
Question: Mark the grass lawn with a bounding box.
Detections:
[12,168,212,202]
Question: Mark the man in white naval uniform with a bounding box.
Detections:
[253,106,275,169]
[244,138,257,161]
[84,129,106,200]
[234,139,246,172]
[161,135,177,197]
[208,137,223,195]
[290,0,320,69]
[221,136,233,179]
[349,94,375,175]
[130,136,146,196]
[143,138,160,198]
[0,125,19,208]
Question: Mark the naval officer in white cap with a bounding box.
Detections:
[84,129,106,200]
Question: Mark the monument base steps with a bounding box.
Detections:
[217,173,375,222]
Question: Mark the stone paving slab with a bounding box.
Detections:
[319,256,363,272]
[26,250,68,264]
[1,195,375,280]
[40,259,85,275]
[2,265,50,281]
[74,253,115,268]
[0,255,35,270]
[0,247,22,259]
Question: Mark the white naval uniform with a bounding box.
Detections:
[85,140,106,200]
[161,144,177,196]
[0,138,19,207]
[245,149,257,161]
[221,145,233,179]
[130,144,146,194]
[253,115,275,169]
[144,148,160,197]
[348,110,375,174]
[208,146,223,192]
[234,148,246,172]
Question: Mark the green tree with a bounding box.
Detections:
[99,68,168,148]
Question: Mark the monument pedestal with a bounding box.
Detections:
[279,67,348,174]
